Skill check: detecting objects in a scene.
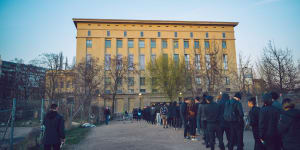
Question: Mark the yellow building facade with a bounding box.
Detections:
[73,18,239,113]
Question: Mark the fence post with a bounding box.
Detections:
[9,98,16,150]
[39,98,44,143]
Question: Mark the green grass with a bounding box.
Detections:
[65,127,91,145]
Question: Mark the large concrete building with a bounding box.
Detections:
[73,18,239,113]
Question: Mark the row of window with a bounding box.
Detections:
[104,54,228,70]
[87,39,227,49]
[87,30,227,39]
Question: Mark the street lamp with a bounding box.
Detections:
[179,92,182,102]
[139,93,142,108]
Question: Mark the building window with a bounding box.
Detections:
[196,77,201,85]
[117,39,123,48]
[205,32,209,38]
[140,31,144,37]
[128,40,134,48]
[116,54,122,70]
[88,30,91,36]
[128,77,134,86]
[140,89,146,93]
[185,54,190,69]
[195,54,201,70]
[222,40,227,49]
[66,81,70,88]
[128,54,134,70]
[174,54,179,64]
[105,39,111,48]
[162,39,168,48]
[225,77,230,85]
[205,40,210,49]
[124,31,127,37]
[105,54,111,70]
[105,90,111,94]
[107,30,110,37]
[158,32,161,37]
[223,54,228,70]
[190,32,193,38]
[105,77,111,85]
[222,32,226,38]
[151,54,156,63]
[86,40,92,48]
[174,32,177,37]
[205,54,211,69]
[139,40,145,48]
[139,55,145,70]
[140,77,145,86]
[194,40,199,49]
[173,40,178,49]
[184,40,189,48]
[60,81,64,88]
[151,39,156,48]
[128,89,134,94]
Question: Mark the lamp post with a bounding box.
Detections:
[179,92,182,102]
[139,93,142,108]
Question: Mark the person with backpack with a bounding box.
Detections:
[160,103,169,128]
[197,93,210,148]
[43,104,65,150]
[217,93,231,147]
[205,96,225,150]
[248,97,264,150]
[104,107,111,125]
[259,93,281,150]
[224,92,244,150]
[137,107,142,122]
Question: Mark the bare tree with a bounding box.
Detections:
[234,53,253,94]
[105,56,137,114]
[258,41,299,92]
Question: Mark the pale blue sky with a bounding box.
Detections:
[0,0,299,63]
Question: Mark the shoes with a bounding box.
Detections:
[191,138,197,141]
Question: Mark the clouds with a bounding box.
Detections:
[254,0,282,6]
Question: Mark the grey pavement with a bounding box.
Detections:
[69,121,254,150]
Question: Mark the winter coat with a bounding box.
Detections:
[180,102,187,121]
[249,106,260,127]
[224,99,244,123]
[197,103,208,121]
[169,104,177,118]
[205,102,221,123]
[259,105,280,140]
[186,104,197,119]
[43,111,65,145]
[272,100,282,110]
[278,108,300,150]
[217,98,230,127]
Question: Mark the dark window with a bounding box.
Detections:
[158,32,161,37]
[151,39,156,48]
[140,31,144,37]
[194,40,199,49]
[162,39,168,48]
[205,41,210,49]
[190,32,193,38]
[105,40,111,48]
[184,40,189,48]
[128,77,134,86]
[140,89,146,93]
[222,40,227,49]
[174,32,177,37]
[140,77,145,86]
[88,30,91,36]
[222,32,226,38]
[128,40,134,48]
[107,30,110,37]
[117,39,123,48]
[205,32,209,38]
[124,31,127,37]
[86,40,92,48]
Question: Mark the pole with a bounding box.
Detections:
[10,98,16,150]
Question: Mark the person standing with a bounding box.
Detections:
[156,103,162,126]
[194,96,201,135]
[160,103,169,128]
[205,96,225,150]
[186,98,197,141]
[197,94,210,147]
[248,97,264,150]
[150,104,156,125]
[271,91,282,110]
[169,101,178,129]
[278,98,300,150]
[137,107,142,122]
[259,93,280,150]
[43,104,65,150]
[224,92,244,150]
[104,107,111,125]
[217,93,231,147]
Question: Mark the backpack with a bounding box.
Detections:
[223,100,237,122]
[161,106,168,115]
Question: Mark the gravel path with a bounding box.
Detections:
[70,121,254,150]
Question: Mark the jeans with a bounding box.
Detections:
[44,144,60,150]
[252,126,265,150]
[228,121,244,150]
[105,115,110,125]
[207,122,225,150]
[156,113,161,125]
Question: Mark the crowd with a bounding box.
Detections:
[139,92,300,150]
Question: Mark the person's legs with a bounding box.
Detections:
[207,123,216,150]
[216,125,225,150]
[228,122,236,150]
[252,127,264,150]
[236,123,244,150]
[53,143,61,150]
[202,120,209,147]
[44,144,51,150]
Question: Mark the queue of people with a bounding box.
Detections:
[137,91,300,150]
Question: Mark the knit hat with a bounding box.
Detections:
[234,92,242,100]
[262,93,272,106]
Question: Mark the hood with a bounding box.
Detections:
[284,109,300,120]
[46,110,58,119]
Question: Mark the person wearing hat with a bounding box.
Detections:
[186,97,197,140]
[205,96,225,150]
[197,93,210,147]
[217,93,231,147]
[259,93,280,150]
[224,92,244,150]
[278,98,300,150]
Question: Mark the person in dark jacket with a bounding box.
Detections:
[180,98,187,132]
[150,104,156,124]
[217,93,231,147]
[205,96,225,150]
[259,93,280,150]
[186,98,197,140]
[43,104,65,150]
[271,91,282,110]
[278,98,300,150]
[197,93,210,147]
[195,96,201,135]
[226,92,244,150]
[169,101,178,129]
[248,97,264,150]
[104,107,111,125]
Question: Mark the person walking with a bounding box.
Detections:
[217,93,231,147]
[169,101,178,129]
[259,93,281,150]
[186,98,197,141]
[195,96,201,135]
[104,107,111,125]
[150,104,156,125]
[43,104,65,150]
[224,92,244,150]
[205,96,225,150]
[160,103,169,128]
[278,98,300,150]
[248,97,264,150]
[197,93,210,147]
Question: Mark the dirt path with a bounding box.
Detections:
[69,121,254,150]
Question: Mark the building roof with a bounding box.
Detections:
[72,18,239,28]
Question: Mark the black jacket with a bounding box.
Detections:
[197,103,208,121]
[169,104,177,118]
[249,106,260,127]
[278,108,300,150]
[204,102,220,123]
[43,111,65,145]
[259,105,280,140]
[217,98,229,127]
[180,102,187,121]
[224,99,244,123]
